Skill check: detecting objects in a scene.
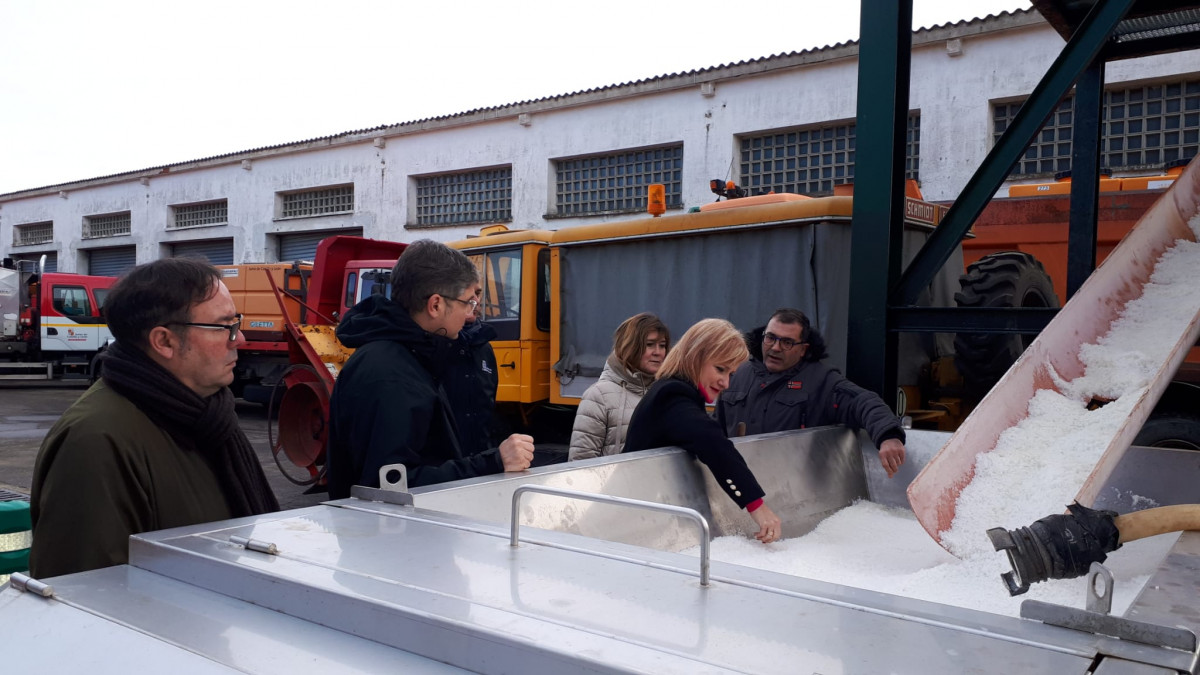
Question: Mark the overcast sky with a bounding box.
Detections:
[0,0,1031,195]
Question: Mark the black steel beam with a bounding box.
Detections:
[847,0,912,406]
[891,307,1059,334]
[891,0,1137,307]
[1105,32,1200,60]
[1067,59,1105,299]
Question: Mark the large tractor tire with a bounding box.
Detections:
[1133,412,1200,450]
[953,251,1059,401]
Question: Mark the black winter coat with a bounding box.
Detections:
[623,377,765,510]
[445,319,499,456]
[716,327,905,449]
[326,296,503,499]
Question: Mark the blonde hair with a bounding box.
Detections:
[656,318,749,384]
[612,313,671,375]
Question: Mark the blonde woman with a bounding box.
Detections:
[569,313,670,460]
[623,318,783,544]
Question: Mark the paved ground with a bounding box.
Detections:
[0,381,327,511]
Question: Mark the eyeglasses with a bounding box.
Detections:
[441,294,480,312]
[762,332,803,350]
[167,314,243,342]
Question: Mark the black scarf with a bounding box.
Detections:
[100,341,280,517]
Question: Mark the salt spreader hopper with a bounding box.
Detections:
[908,155,1200,546]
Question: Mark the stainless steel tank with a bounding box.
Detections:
[3,428,1197,674]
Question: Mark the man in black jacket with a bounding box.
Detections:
[716,308,907,478]
[446,314,499,456]
[326,240,533,499]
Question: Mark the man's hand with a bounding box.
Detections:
[499,433,535,472]
[749,503,782,544]
[879,438,906,478]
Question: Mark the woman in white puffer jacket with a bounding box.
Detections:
[568,313,670,460]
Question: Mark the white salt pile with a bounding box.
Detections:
[939,389,1140,559]
[688,501,1178,617]
[686,210,1200,618]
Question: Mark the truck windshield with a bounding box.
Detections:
[53,286,92,317]
[357,269,391,304]
[471,249,521,341]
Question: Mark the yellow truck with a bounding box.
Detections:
[448,191,965,438]
[264,192,969,480]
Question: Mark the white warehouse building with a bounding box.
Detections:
[2,8,1198,275]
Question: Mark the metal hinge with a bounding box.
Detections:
[9,572,53,598]
[230,536,279,556]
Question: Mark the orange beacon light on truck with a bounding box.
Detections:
[647,183,666,217]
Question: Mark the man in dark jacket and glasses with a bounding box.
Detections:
[716,308,908,478]
[30,258,280,578]
[326,240,533,500]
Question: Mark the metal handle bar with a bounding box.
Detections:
[510,484,711,586]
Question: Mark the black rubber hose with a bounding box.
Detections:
[988,502,1200,595]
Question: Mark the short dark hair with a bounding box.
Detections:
[769,308,811,341]
[769,307,828,362]
[390,239,479,314]
[104,258,223,350]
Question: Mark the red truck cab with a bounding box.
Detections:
[34,272,115,354]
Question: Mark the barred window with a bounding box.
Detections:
[414,168,512,227]
[83,212,132,239]
[280,185,354,218]
[905,114,921,179]
[995,77,1200,177]
[172,200,228,229]
[1104,80,1200,169]
[554,145,683,216]
[739,116,919,197]
[994,99,1075,176]
[741,125,852,196]
[14,221,53,246]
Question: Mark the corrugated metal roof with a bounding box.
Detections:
[1,8,1039,200]
[1031,0,1200,44]
[1113,7,1200,42]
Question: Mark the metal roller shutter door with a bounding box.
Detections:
[13,253,57,272]
[278,228,362,262]
[171,239,234,265]
[88,247,138,277]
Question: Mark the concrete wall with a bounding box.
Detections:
[2,14,1198,272]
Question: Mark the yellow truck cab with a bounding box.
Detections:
[448,227,553,408]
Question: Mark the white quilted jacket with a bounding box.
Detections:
[567,354,654,460]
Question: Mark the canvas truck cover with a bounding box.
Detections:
[553,198,961,398]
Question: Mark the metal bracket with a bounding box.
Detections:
[509,484,712,587]
[378,463,409,492]
[349,463,415,506]
[1022,599,1197,652]
[9,572,53,598]
[1085,562,1114,615]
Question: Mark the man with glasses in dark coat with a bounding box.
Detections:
[30,258,279,577]
[716,308,907,478]
[326,240,533,499]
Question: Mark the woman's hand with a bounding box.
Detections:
[749,503,782,543]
